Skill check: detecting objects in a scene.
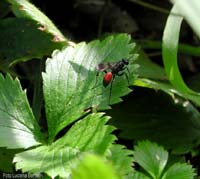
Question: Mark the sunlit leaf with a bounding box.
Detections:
[71,154,120,179]
[162,3,200,107]
[162,163,195,179]
[43,34,138,142]
[0,74,42,149]
[14,113,116,178]
[134,141,168,179]
[108,144,133,178]
[171,0,200,38]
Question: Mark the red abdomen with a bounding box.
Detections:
[103,72,113,87]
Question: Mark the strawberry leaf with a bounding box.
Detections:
[14,113,115,178]
[71,154,121,179]
[42,34,138,142]
[133,140,168,179]
[162,163,195,179]
[0,74,42,149]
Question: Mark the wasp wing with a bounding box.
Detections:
[97,62,114,72]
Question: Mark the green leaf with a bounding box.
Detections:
[134,78,179,97]
[0,18,66,66]
[133,140,168,179]
[14,144,80,178]
[42,34,138,142]
[134,40,200,109]
[14,113,116,178]
[162,163,195,179]
[172,0,200,38]
[135,49,166,80]
[0,74,42,149]
[162,4,200,107]
[109,89,200,154]
[131,171,151,179]
[107,144,133,178]
[7,0,66,42]
[165,154,186,171]
[59,113,116,155]
[71,154,121,179]
[139,40,200,57]
[134,78,200,132]
[162,4,193,94]
[132,42,177,98]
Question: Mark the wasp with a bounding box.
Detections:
[96,59,130,103]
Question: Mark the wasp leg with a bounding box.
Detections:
[125,66,130,75]
[108,75,115,104]
[123,67,130,85]
[93,71,99,88]
[117,71,129,85]
[117,71,124,76]
[124,72,129,85]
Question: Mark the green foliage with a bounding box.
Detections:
[162,1,200,107]
[134,141,168,179]
[135,49,166,80]
[7,0,65,41]
[128,0,200,156]
[140,40,200,57]
[107,144,134,177]
[71,154,120,179]
[14,113,115,178]
[0,0,67,67]
[133,141,195,179]
[42,34,138,142]
[132,172,151,179]
[0,0,199,178]
[0,30,138,178]
[162,163,195,179]
[162,4,194,94]
[109,89,200,154]
[0,18,65,66]
[172,0,200,38]
[0,74,42,149]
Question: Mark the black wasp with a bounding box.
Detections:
[96,59,130,103]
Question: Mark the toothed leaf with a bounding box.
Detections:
[14,113,116,178]
[133,141,168,179]
[71,154,121,179]
[42,34,138,142]
[108,144,133,178]
[0,74,42,149]
[162,163,195,179]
